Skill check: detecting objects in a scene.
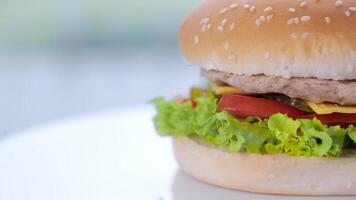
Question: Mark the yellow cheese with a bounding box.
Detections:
[213,86,245,95]
[307,102,356,114]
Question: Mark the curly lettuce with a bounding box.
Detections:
[152,97,356,157]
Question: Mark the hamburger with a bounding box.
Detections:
[152,0,356,195]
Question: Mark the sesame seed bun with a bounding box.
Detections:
[174,137,356,195]
[179,0,356,80]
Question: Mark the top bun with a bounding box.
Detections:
[179,0,356,80]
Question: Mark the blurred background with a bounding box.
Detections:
[0,0,203,138]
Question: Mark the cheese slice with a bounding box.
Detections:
[213,86,245,95]
[307,102,356,115]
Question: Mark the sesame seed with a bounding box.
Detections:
[335,0,343,7]
[229,3,239,9]
[301,32,310,39]
[194,35,199,44]
[255,19,261,26]
[350,7,356,12]
[291,33,298,39]
[300,16,311,22]
[325,17,331,24]
[287,18,294,24]
[259,16,266,22]
[221,19,227,27]
[294,17,300,24]
[264,7,273,12]
[220,8,228,14]
[299,1,307,7]
[288,8,296,12]
[218,26,224,32]
[346,65,353,73]
[224,40,229,50]
[200,17,210,25]
[201,25,207,32]
[267,15,273,21]
[229,23,235,31]
[351,50,355,58]
[228,54,237,62]
[249,6,256,12]
[345,10,351,16]
[244,4,251,8]
[267,173,276,179]
[264,51,270,60]
[322,47,329,55]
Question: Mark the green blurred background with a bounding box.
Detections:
[0,0,201,47]
[0,0,204,137]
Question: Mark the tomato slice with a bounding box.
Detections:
[218,94,356,126]
[218,94,309,118]
[302,113,356,126]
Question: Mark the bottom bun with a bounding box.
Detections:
[173,137,356,196]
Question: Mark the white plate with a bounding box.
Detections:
[0,106,353,200]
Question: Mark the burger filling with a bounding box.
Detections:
[152,71,356,157]
[203,70,356,105]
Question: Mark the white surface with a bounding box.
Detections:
[0,106,354,200]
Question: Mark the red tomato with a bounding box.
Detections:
[218,94,356,126]
[218,94,308,118]
[302,113,356,126]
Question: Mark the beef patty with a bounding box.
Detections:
[203,70,356,105]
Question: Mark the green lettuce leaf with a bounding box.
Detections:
[152,97,355,157]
